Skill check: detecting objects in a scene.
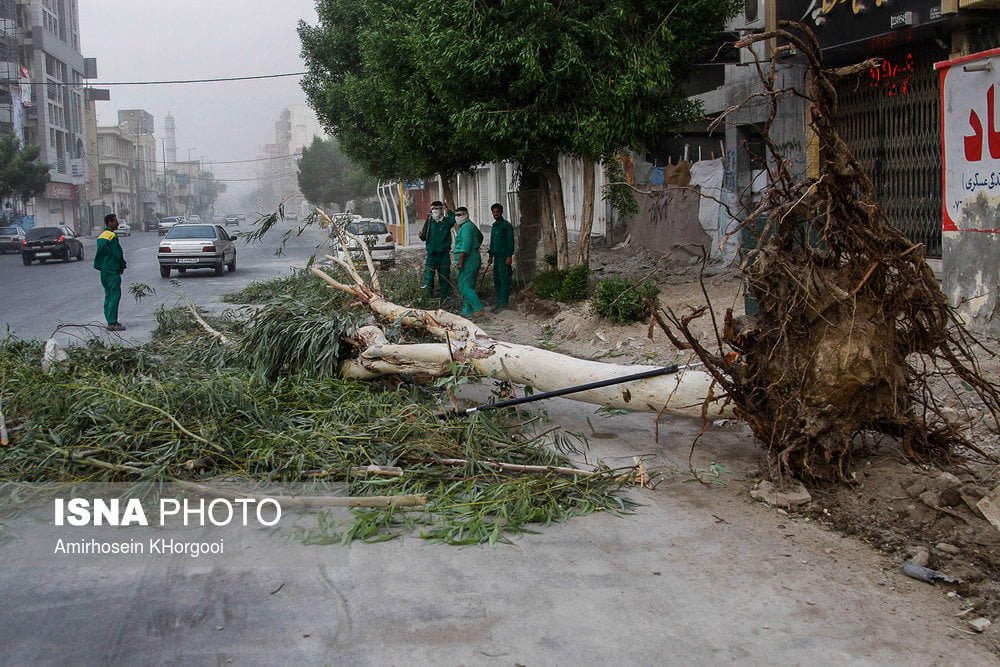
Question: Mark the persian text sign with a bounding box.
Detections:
[936,48,1000,232]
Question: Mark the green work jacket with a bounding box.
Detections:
[488,218,514,259]
[453,219,484,258]
[421,212,456,253]
[93,228,126,272]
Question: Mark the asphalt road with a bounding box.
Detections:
[0,221,335,344]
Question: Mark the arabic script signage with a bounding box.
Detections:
[936,48,1000,232]
[777,1,948,52]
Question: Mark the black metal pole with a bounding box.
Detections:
[439,363,697,419]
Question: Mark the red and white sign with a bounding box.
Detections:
[936,48,1000,233]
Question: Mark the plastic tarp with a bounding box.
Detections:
[689,158,738,264]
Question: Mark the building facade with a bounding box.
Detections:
[14,0,87,229]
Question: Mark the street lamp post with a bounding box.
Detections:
[186,147,196,215]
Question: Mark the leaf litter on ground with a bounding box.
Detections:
[0,268,638,545]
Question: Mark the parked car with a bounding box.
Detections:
[337,218,395,264]
[115,220,132,237]
[157,224,237,277]
[0,226,26,253]
[157,216,182,236]
[144,217,160,232]
[223,214,239,226]
[21,225,85,265]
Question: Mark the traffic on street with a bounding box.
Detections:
[0,220,331,344]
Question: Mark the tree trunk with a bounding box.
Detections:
[341,326,720,417]
[543,165,570,270]
[442,174,457,212]
[306,221,728,420]
[539,173,556,260]
[576,159,596,266]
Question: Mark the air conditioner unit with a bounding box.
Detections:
[727,0,766,32]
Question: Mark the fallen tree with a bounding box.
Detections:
[657,23,1000,481]
[309,213,727,418]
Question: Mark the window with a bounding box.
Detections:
[165,225,217,239]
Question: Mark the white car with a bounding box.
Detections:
[115,220,132,237]
[337,218,395,264]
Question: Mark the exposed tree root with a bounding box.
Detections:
[656,23,1000,481]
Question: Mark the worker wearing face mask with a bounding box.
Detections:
[419,200,456,298]
[452,206,485,318]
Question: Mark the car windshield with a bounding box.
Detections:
[347,222,388,235]
[165,225,217,239]
[0,227,19,235]
[25,227,64,240]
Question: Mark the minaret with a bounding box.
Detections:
[165,113,177,166]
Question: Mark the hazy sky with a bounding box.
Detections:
[79,0,320,206]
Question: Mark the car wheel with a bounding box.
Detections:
[77,245,85,260]
[227,254,236,272]
[160,265,170,278]
[22,255,31,266]
[214,261,224,276]
[62,248,71,262]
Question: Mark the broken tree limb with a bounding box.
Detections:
[339,326,725,417]
[171,479,427,508]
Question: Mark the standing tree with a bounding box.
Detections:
[299,1,480,208]
[0,135,50,212]
[301,0,737,267]
[196,171,226,216]
[296,137,377,211]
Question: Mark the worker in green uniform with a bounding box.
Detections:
[452,206,485,318]
[419,200,456,298]
[487,203,515,313]
[93,213,128,331]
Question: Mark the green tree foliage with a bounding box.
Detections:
[301,0,737,262]
[296,137,377,210]
[298,2,476,205]
[0,135,50,205]
[196,171,226,215]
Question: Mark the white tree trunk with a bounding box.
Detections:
[342,327,723,417]
[312,208,730,419]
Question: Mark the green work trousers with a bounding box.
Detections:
[423,251,451,298]
[457,253,483,316]
[492,259,512,308]
[100,270,122,325]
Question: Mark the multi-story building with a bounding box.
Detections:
[13,0,88,229]
[267,104,327,214]
[118,109,159,219]
[95,124,135,218]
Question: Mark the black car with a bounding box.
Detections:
[144,217,160,232]
[21,225,85,265]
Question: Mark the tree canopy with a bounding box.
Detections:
[296,137,377,210]
[0,135,50,205]
[300,0,738,266]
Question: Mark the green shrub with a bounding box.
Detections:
[534,267,566,299]
[554,264,591,302]
[593,276,660,323]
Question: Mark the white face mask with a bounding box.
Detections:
[456,214,468,224]
[431,208,444,220]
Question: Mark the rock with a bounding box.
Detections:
[977,484,1000,533]
[968,617,991,633]
[919,489,942,509]
[905,481,927,498]
[935,542,960,555]
[750,480,812,509]
[938,488,963,508]
[935,471,962,489]
[910,547,931,567]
